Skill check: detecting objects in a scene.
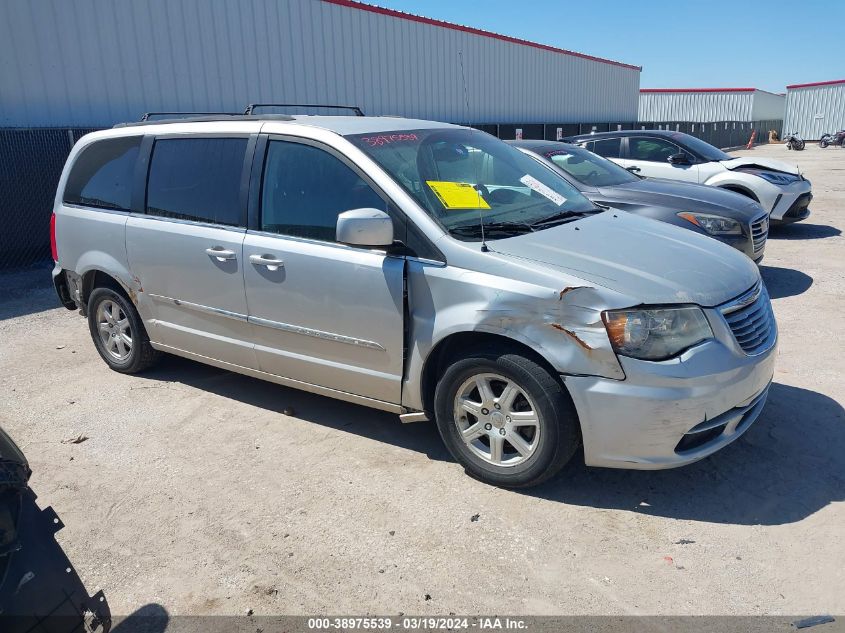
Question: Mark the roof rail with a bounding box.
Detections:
[140,111,240,121]
[244,103,365,116]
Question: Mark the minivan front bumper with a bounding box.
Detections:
[565,330,777,470]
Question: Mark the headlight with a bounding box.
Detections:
[602,306,713,360]
[677,212,742,235]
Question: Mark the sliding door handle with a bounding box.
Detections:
[205,247,236,261]
[249,254,284,271]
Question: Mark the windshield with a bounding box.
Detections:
[346,128,598,240]
[543,145,639,187]
[668,132,733,162]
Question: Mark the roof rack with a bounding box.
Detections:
[243,103,365,116]
[140,111,241,121]
[114,114,296,128]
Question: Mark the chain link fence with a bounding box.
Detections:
[477,119,783,147]
[0,119,782,271]
[0,128,100,270]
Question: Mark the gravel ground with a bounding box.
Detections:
[1,143,843,617]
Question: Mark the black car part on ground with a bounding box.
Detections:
[0,426,111,633]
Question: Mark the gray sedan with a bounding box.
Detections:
[510,140,769,262]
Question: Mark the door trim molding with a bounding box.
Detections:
[147,293,247,321]
[148,293,385,350]
[248,316,386,351]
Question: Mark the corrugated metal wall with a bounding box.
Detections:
[0,0,640,127]
[783,83,845,140]
[750,91,785,121]
[639,91,754,122]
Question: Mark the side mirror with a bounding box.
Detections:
[336,208,394,248]
[668,152,689,165]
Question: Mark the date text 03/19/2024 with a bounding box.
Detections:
[307,617,528,630]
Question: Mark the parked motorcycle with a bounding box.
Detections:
[784,131,805,150]
[819,130,845,148]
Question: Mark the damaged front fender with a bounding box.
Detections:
[402,260,636,411]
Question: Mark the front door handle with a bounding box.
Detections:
[205,247,237,261]
[626,166,641,173]
[249,254,284,271]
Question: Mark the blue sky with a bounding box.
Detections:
[371,0,845,93]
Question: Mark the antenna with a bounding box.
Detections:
[459,51,488,252]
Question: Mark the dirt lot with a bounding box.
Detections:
[1,143,843,617]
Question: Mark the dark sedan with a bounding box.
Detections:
[509,140,769,262]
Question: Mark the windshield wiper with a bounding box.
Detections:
[450,221,535,238]
[530,207,603,228]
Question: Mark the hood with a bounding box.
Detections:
[489,211,759,307]
[720,156,800,175]
[601,179,764,220]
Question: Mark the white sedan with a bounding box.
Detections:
[565,130,812,224]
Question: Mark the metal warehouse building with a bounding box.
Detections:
[636,88,785,151]
[1,0,644,269]
[638,88,785,123]
[0,0,641,127]
[783,79,845,141]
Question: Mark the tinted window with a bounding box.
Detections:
[63,136,141,211]
[261,140,388,242]
[146,138,247,226]
[546,146,638,187]
[589,138,621,158]
[668,132,732,161]
[628,137,683,162]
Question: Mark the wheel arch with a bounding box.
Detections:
[419,331,564,416]
[717,184,759,202]
[81,269,133,310]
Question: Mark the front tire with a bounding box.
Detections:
[819,136,830,148]
[434,349,580,488]
[795,139,805,151]
[87,287,161,373]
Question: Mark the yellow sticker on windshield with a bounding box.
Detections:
[426,181,491,210]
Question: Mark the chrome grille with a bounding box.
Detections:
[750,215,769,253]
[721,282,776,355]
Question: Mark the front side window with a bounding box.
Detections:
[546,146,638,187]
[260,140,388,242]
[146,137,247,226]
[63,136,141,211]
[346,128,597,241]
[628,137,684,163]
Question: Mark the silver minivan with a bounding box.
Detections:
[51,114,777,487]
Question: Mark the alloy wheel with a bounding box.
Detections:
[96,299,132,362]
[452,372,541,467]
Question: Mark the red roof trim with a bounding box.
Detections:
[321,0,641,71]
[640,88,756,93]
[786,79,845,89]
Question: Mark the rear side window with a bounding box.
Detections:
[588,138,621,158]
[63,136,141,211]
[146,137,247,226]
[261,140,388,242]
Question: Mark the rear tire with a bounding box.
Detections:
[795,139,805,151]
[434,348,580,488]
[87,287,161,373]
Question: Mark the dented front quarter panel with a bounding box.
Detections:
[402,247,637,411]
